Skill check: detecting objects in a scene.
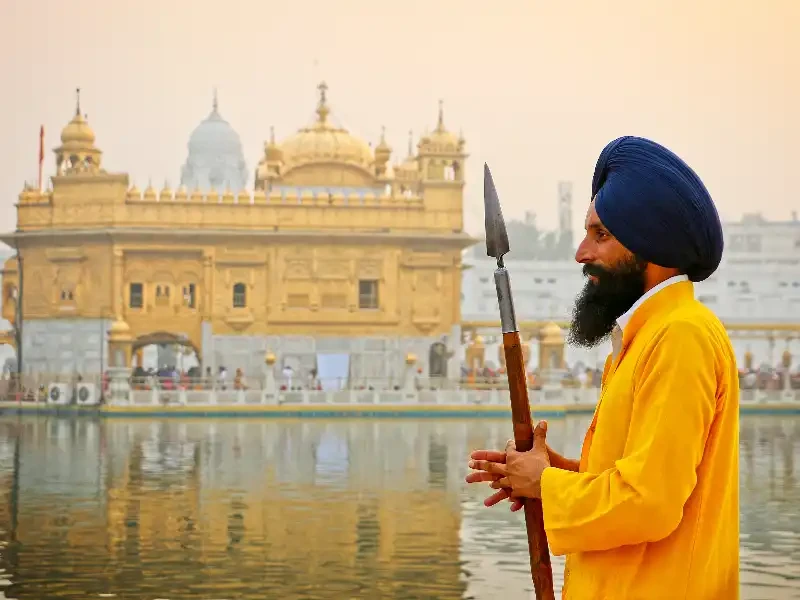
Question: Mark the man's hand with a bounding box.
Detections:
[465,421,553,511]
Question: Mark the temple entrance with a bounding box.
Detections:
[130,332,202,389]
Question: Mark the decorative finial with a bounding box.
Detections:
[436,99,445,131]
[407,129,414,157]
[75,87,81,116]
[380,125,386,143]
[212,87,218,113]
[269,125,275,144]
[316,81,330,124]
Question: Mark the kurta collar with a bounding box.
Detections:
[616,277,695,354]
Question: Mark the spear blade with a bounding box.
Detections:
[483,163,510,261]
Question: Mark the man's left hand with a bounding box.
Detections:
[466,420,551,505]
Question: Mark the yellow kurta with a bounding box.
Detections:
[541,280,739,599]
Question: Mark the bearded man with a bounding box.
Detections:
[466,136,739,599]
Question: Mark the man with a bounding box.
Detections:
[466,136,739,599]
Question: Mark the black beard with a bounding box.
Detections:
[567,256,648,348]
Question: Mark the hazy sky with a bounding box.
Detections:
[1,0,797,238]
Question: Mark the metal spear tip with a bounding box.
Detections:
[483,163,510,261]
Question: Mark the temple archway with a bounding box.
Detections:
[131,331,201,374]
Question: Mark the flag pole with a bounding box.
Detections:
[37,125,44,192]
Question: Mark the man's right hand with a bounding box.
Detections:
[465,444,579,512]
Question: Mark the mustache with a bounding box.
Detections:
[582,263,612,279]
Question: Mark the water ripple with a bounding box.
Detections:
[0,415,795,599]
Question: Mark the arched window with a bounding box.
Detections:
[233,283,247,308]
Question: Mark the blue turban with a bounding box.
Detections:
[591,136,723,282]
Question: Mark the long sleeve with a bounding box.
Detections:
[540,320,719,556]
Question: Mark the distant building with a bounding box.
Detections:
[461,193,800,369]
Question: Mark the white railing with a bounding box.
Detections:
[116,387,800,408]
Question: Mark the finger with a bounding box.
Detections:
[484,488,511,507]
[469,449,506,463]
[505,438,517,452]
[510,499,524,512]
[468,460,507,476]
[532,420,548,453]
[490,477,511,489]
[465,471,503,484]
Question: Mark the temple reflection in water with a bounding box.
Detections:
[0,416,797,599]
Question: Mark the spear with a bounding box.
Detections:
[483,163,555,600]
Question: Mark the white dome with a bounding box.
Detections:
[180,93,248,192]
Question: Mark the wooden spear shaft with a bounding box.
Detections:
[502,329,555,600]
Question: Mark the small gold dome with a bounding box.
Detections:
[109,320,130,335]
[108,319,133,342]
[60,112,96,147]
[405,352,417,365]
[375,126,391,156]
[160,182,173,201]
[3,255,17,273]
[127,184,141,200]
[472,335,484,346]
[143,182,157,201]
[264,351,276,366]
[539,322,564,344]
[265,126,283,162]
[279,82,374,171]
[418,100,460,152]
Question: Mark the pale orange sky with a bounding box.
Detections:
[1,0,797,238]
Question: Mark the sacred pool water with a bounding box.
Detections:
[0,415,796,600]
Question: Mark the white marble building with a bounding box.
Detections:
[461,202,800,371]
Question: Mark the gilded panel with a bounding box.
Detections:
[316,260,351,280]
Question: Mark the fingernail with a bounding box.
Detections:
[468,460,475,468]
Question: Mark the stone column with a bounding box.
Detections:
[108,319,133,368]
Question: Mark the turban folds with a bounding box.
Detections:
[592,136,723,282]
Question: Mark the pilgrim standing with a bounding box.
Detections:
[467,136,739,599]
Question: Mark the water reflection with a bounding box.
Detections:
[0,416,796,599]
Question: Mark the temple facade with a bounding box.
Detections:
[0,84,473,383]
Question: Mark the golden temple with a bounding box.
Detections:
[0,84,473,380]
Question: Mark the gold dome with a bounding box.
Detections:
[60,113,96,147]
[3,255,17,273]
[397,130,419,173]
[539,322,564,344]
[419,100,460,152]
[405,352,417,365]
[264,351,276,366]
[265,126,283,162]
[108,319,133,342]
[279,82,374,171]
[143,182,157,201]
[160,182,173,201]
[127,184,140,200]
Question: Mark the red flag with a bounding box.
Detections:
[38,125,44,191]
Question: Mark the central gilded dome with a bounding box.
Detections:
[280,82,374,171]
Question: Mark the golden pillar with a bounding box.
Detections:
[538,322,565,371]
[112,248,123,318]
[465,335,485,373]
[108,319,133,367]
